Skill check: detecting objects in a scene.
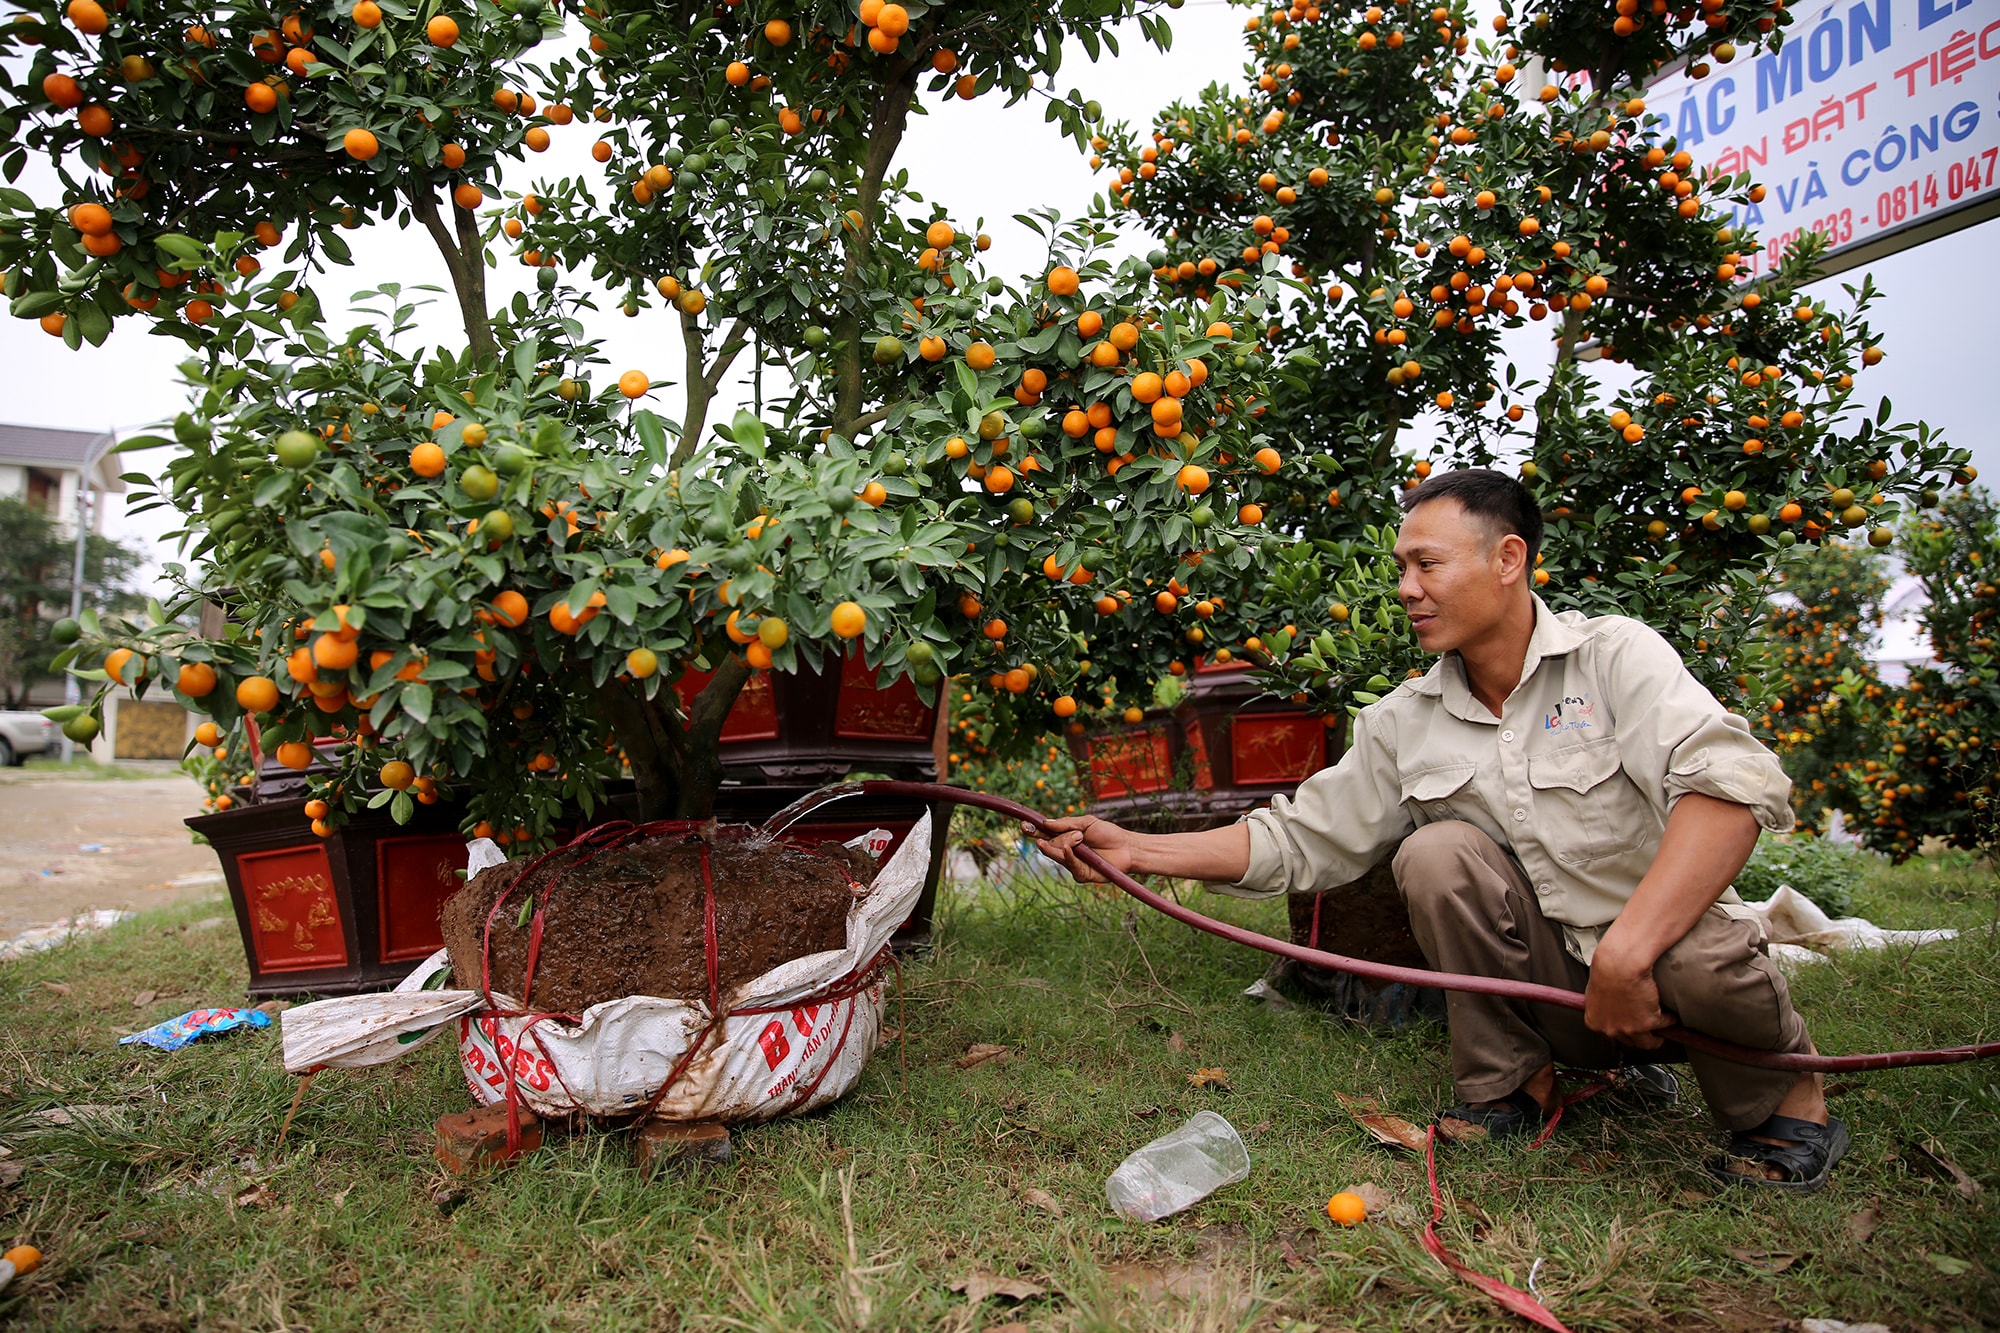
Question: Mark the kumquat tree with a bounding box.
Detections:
[1082,0,1977,711]
[2,0,1981,848]
[1753,538,1891,834]
[1847,488,2000,857]
[2,0,1336,840]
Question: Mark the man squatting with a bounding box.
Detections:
[1032,467,1846,1189]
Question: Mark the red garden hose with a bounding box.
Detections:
[773,781,2000,1075]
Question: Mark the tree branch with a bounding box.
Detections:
[408,184,495,360]
[672,308,716,470]
[705,319,751,393]
[844,403,899,438]
[833,64,921,436]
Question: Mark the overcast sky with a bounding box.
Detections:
[5,3,1993,599]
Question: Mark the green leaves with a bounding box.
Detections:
[8,289,64,319]
[151,233,205,263]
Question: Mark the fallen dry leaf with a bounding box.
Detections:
[1356,1116,1428,1151]
[1277,1236,1308,1272]
[1848,1199,1880,1244]
[1729,1248,1804,1273]
[1165,1031,1187,1054]
[1021,1187,1063,1217]
[1800,1321,1889,1333]
[1187,1067,1230,1089]
[951,1271,1045,1304]
[954,1043,1010,1071]
[1353,1182,1395,1215]
[255,1000,290,1017]
[1909,1138,1983,1201]
[233,1183,272,1209]
[41,982,70,997]
[1133,1105,1161,1120]
[131,990,157,1009]
[1333,1091,1431,1152]
[1434,1117,1487,1145]
[1248,1119,1272,1136]
[0,1161,23,1188]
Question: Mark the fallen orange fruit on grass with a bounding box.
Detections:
[1326,1191,1369,1225]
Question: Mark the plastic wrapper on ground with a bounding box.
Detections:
[120,1006,273,1051]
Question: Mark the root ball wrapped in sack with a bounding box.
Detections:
[440,823,876,1013]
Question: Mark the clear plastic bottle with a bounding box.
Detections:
[1104,1110,1251,1222]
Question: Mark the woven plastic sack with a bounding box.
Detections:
[281,813,929,1124]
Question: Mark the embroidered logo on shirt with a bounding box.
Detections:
[1543,694,1595,733]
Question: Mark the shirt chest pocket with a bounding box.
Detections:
[1525,739,1647,867]
[1399,762,1477,825]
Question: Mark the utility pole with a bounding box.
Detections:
[60,430,117,764]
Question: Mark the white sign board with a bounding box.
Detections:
[1647,0,2000,276]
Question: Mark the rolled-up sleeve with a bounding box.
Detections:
[1207,703,1415,898]
[1604,622,1795,833]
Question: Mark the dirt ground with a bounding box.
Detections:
[0,772,225,937]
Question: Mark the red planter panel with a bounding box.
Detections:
[1229,712,1327,786]
[238,843,348,972]
[376,833,472,963]
[675,667,782,742]
[1181,714,1215,790]
[834,655,936,741]
[1084,726,1176,800]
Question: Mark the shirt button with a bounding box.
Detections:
[1538,883,1552,894]
[1513,809,1527,822]
[1501,729,1515,743]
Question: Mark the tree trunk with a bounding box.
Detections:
[597,659,756,821]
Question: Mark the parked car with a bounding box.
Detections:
[0,711,59,766]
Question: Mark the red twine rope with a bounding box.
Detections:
[1418,1073,1614,1333]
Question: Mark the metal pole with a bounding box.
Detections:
[60,430,116,764]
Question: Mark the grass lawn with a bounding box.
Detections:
[1,848,1995,1331]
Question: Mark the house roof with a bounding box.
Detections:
[0,422,124,491]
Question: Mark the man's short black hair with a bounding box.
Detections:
[1398,467,1543,562]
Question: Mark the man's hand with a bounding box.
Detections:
[1583,959,1678,1049]
[1027,815,1138,884]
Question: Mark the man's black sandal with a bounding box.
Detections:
[1708,1114,1850,1192]
[1438,1087,1548,1142]
[1608,1063,1680,1108]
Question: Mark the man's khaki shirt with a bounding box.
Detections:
[1214,597,1796,964]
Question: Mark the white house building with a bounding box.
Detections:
[0,422,122,534]
[0,423,158,753]
[1871,573,1935,686]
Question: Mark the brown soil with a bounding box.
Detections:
[440,824,875,1012]
[1284,857,1427,968]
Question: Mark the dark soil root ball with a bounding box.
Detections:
[440,822,877,1013]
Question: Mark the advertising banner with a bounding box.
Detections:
[1646,0,2000,275]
